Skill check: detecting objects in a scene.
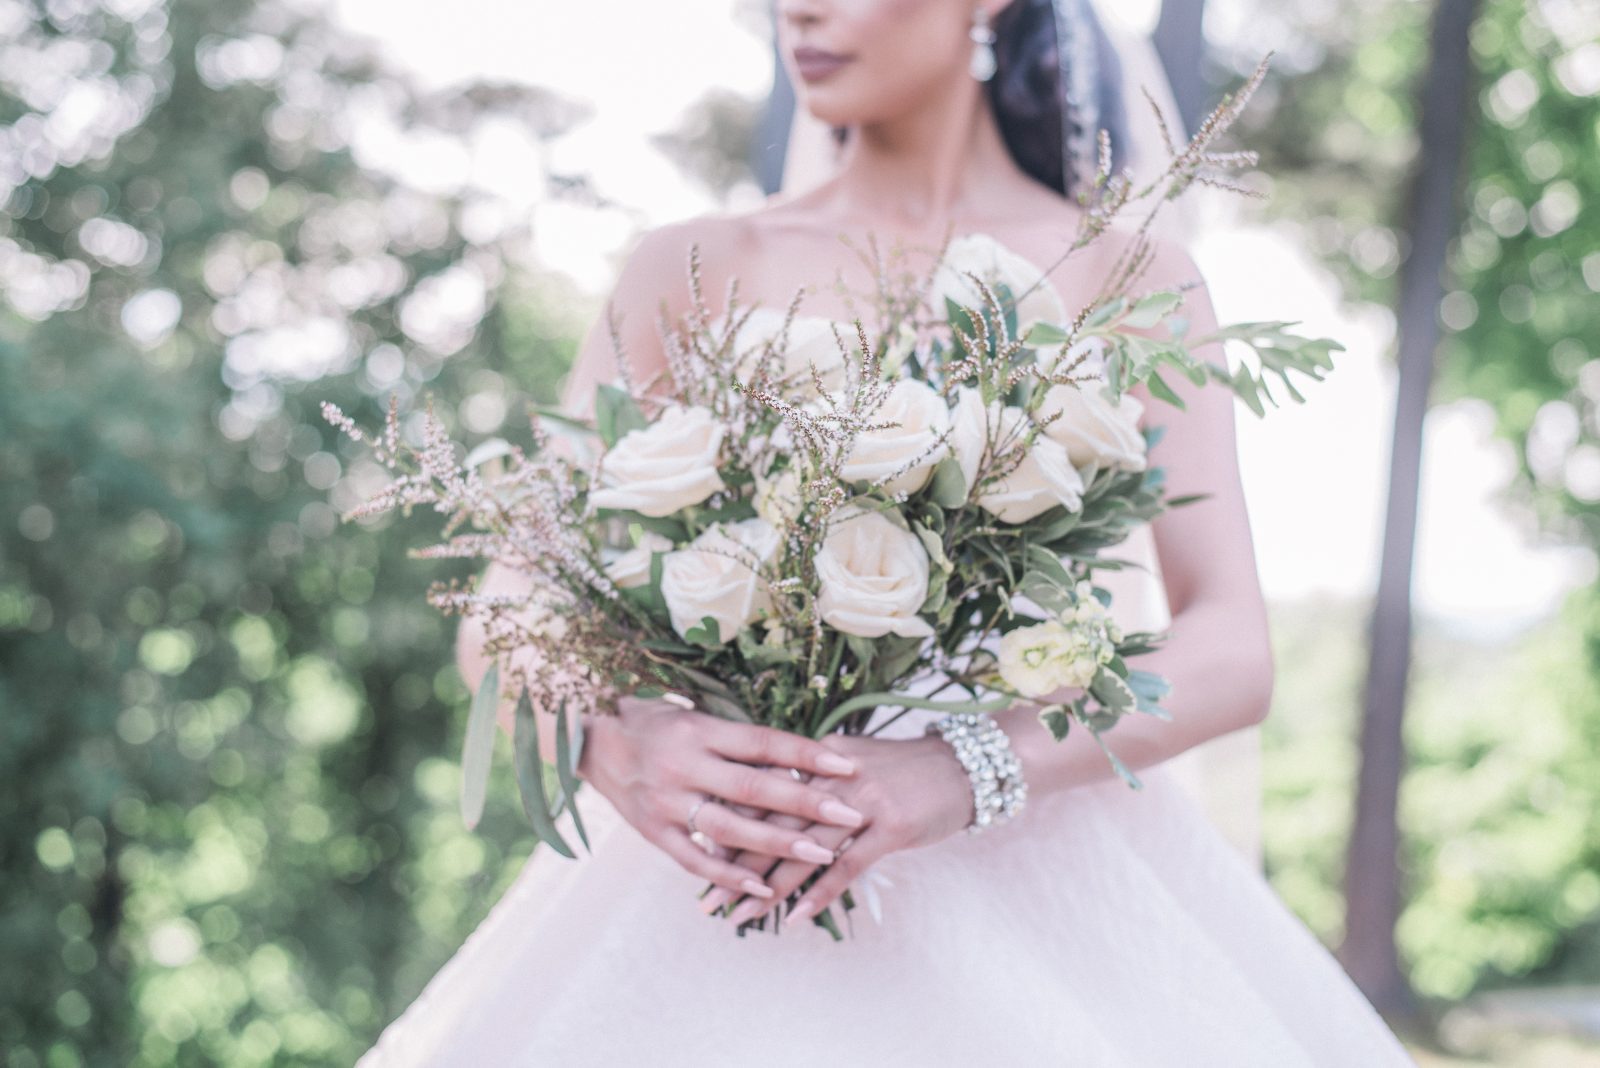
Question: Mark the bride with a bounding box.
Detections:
[359,0,1415,1064]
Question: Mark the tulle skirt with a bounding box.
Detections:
[357,726,1414,1067]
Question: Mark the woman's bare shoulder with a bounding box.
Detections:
[614,213,762,308]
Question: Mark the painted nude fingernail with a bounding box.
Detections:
[793,840,835,864]
[819,799,865,827]
[701,888,734,914]
[788,900,815,924]
[741,878,775,899]
[816,753,856,775]
[728,899,765,925]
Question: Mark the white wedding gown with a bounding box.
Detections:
[359,523,1415,1066]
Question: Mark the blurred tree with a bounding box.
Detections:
[1341,0,1483,1020]
[1229,0,1600,1014]
[0,0,593,1063]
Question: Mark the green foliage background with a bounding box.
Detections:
[1,0,1595,1064]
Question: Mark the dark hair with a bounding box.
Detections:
[987,0,1129,199]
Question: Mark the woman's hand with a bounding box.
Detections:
[702,731,975,926]
[579,695,869,900]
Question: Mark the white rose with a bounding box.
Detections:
[1040,379,1147,473]
[734,308,850,397]
[754,465,803,526]
[815,506,933,639]
[589,405,726,518]
[603,531,674,589]
[839,378,950,496]
[660,518,779,644]
[948,387,1084,523]
[930,233,1065,339]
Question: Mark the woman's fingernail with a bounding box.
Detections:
[741,878,774,899]
[728,899,765,925]
[788,900,815,924]
[817,753,856,775]
[793,839,835,864]
[701,889,732,914]
[819,799,865,827]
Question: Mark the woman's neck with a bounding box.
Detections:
[824,78,1034,233]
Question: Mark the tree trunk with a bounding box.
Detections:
[1339,0,1483,1018]
[1153,0,1209,136]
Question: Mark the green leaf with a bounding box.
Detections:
[594,383,647,447]
[553,702,591,852]
[945,296,979,340]
[1023,545,1074,588]
[1089,726,1143,790]
[1084,297,1125,329]
[1038,706,1073,741]
[1125,669,1174,720]
[512,691,576,858]
[1023,322,1070,347]
[1089,666,1137,713]
[1122,290,1184,329]
[844,633,878,676]
[927,455,969,508]
[682,614,724,649]
[1144,370,1186,410]
[875,634,928,688]
[696,496,757,525]
[459,661,500,831]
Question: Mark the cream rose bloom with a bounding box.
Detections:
[930,233,1065,338]
[588,405,726,518]
[1040,379,1148,473]
[948,387,1084,523]
[660,518,779,645]
[815,506,933,639]
[733,308,850,397]
[839,378,950,496]
[603,531,674,590]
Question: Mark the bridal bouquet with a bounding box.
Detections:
[322,55,1337,933]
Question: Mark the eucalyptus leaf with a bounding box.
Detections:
[459,661,500,831]
[554,702,591,852]
[512,691,576,858]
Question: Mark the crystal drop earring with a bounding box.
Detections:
[969,8,997,82]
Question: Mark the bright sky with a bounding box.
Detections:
[326,0,1593,633]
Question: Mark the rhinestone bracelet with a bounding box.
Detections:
[925,711,1028,833]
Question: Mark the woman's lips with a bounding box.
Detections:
[792,46,852,83]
